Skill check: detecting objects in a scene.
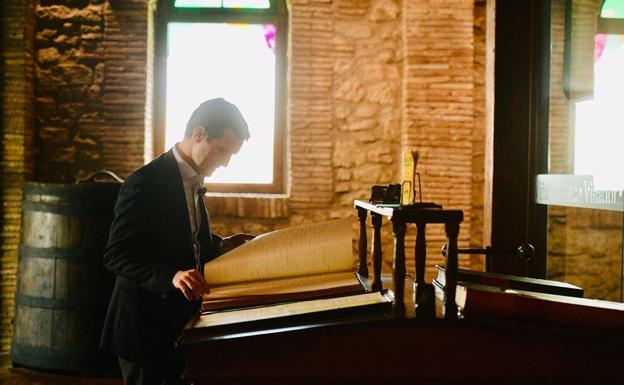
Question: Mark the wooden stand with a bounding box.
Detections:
[178,202,624,384]
[354,200,463,318]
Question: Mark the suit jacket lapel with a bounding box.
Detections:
[161,150,194,255]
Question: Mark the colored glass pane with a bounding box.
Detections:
[175,0,270,8]
[166,22,276,184]
[175,0,222,7]
[601,0,624,19]
[223,0,270,8]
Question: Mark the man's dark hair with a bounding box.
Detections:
[185,98,250,141]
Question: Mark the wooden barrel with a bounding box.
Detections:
[11,181,120,372]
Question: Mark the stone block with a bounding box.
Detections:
[40,126,70,143]
[352,164,393,183]
[354,103,379,118]
[49,145,78,164]
[87,84,101,101]
[334,77,365,102]
[36,67,65,88]
[59,63,93,85]
[361,63,400,81]
[335,169,352,181]
[339,117,377,132]
[59,102,86,118]
[35,29,57,45]
[355,131,381,143]
[37,47,60,65]
[369,0,399,22]
[76,5,103,23]
[53,34,80,47]
[79,148,101,162]
[366,82,398,104]
[36,5,77,22]
[36,97,57,116]
[335,21,372,39]
[335,102,351,120]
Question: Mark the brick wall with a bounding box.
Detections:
[402,0,474,275]
[471,0,486,271]
[0,0,486,358]
[0,0,35,361]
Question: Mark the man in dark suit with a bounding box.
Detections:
[101,98,254,385]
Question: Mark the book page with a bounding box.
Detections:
[204,219,355,286]
[193,292,390,329]
[205,271,359,299]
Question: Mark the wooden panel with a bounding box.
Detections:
[489,0,549,277]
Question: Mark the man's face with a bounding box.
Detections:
[191,127,244,177]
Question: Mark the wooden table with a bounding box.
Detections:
[179,314,624,385]
[354,200,463,318]
[178,204,624,384]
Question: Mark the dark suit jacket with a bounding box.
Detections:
[100,150,221,364]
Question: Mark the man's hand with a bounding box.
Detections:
[172,269,209,301]
[220,233,255,254]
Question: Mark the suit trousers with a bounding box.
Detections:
[118,353,185,385]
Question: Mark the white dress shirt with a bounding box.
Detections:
[172,144,204,265]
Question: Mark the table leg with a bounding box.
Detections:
[414,222,434,318]
[415,222,426,286]
[356,207,369,279]
[371,213,383,292]
[444,221,460,319]
[391,218,406,318]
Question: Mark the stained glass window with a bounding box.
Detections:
[600,0,624,19]
[166,22,276,184]
[573,1,624,190]
[174,0,271,9]
[156,0,287,193]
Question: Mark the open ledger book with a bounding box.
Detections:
[201,219,366,312]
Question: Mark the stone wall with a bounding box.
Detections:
[0,0,486,358]
[210,0,479,280]
[34,0,147,182]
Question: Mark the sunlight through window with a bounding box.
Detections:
[573,25,624,190]
[166,22,276,184]
[174,0,271,9]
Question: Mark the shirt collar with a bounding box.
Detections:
[172,143,204,184]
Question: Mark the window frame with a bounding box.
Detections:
[153,0,288,194]
[597,0,624,34]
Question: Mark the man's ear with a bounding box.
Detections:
[191,126,207,142]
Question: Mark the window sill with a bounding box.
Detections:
[204,193,290,219]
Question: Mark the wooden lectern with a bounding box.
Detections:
[178,200,624,384]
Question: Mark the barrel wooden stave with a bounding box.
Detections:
[11,182,119,372]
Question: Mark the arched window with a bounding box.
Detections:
[154,0,288,194]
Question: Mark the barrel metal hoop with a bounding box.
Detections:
[15,295,89,310]
[22,201,112,215]
[23,182,120,197]
[11,344,95,371]
[18,245,99,261]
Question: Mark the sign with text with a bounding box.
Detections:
[536,174,623,212]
